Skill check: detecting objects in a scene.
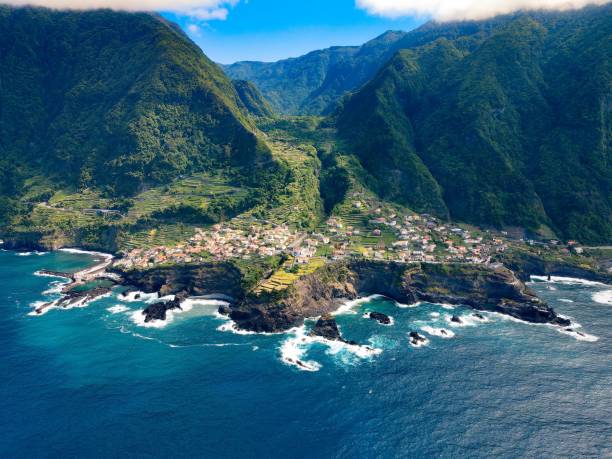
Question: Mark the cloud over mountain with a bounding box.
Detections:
[2,0,236,19]
[356,0,610,20]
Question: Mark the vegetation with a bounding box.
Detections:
[335,6,612,244]
[0,5,609,250]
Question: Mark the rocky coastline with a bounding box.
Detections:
[117,259,575,332]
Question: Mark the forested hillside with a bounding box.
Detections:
[0,6,275,197]
[335,6,611,243]
[223,30,409,114]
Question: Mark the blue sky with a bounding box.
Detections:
[161,0,425,64]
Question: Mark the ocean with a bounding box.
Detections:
[1,249,611,458]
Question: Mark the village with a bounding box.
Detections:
[115,195,517,272]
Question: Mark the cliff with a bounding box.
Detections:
[114,258,572,333]
[496,250,612,284]
[229,260,570,332]
[114,262,245,300]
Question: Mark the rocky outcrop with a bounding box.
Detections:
[229,260,571,332]
[35,286,111,314]
[368,311,392,325]
[142,294,186,322]
[309,313,358,345]
[409,331,427,346]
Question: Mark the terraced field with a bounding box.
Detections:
[254,256,326,294]
[248,138,324,230]
[127,173,245,221]
[118,224,198,251]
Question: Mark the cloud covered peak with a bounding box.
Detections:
[2,0,237,19]
[356,0,610,21]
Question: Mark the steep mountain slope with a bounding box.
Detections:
[335,6,611,243]
[0,6,273,200]
[232,80,274,117]
[223,31,408,114]
[222,19,524,115]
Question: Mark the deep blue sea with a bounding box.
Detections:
[1,249,611,458]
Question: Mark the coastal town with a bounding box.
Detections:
[115,195,554,273]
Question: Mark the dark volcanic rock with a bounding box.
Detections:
[409,331,427,345]
[308,313,359,345]
[142,293,187,322]
[473,313,485,320]
[451,315,462,324]
[218,304,232,316]
[310,313,342,341]
[35,286,111,314]
[115,262,244,299]
[368,311,391,325]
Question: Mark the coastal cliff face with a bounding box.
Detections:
[114,262,245,300]
[113,258,571,333]
[496,251,612,284]
[229,261,570,332]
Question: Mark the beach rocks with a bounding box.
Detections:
[451,315,463,324]
[35,286,111,314]
[409,331,427,346]
[142,294,186,322]
[310,313,342,340]
[309,313,358,345]
[218,304,232,316]
[368,311,391,325]
[369,311,391,324]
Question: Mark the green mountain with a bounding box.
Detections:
[223,30,409,115]
[0,6,292,239]
[335,6,611,243]
[233,80,274,117]
[222,20,525,115]
[0,6,274,198]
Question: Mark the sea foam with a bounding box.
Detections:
[279,325,382,372]
[420,326,455,338]
[592,290,612,305]
[530,275,608,287]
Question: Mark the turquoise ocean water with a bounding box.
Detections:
[1,249,611,458]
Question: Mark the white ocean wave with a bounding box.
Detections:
[394,300,421,308]
[530,275,608,287]
[557,326,599,342]
[279,325,382,372]
[107,305,130,314]
[42,281,67,296]
[558,299,574,303]
[121,291,160,303]
[444,313,484,327]
[333,295,384,315]
[592,290,612,305]
[420,326,455,338]
[58,248,113,260]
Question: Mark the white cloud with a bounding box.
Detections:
[3,0,238,20]
[186,23,202,35]
[356,0,610,21]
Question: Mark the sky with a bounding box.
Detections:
[161,0,425,64]
[5,0,609,63]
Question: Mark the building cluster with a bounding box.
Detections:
[322,200,508,264]
[116,223,305,269]
[117,199,521,271]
